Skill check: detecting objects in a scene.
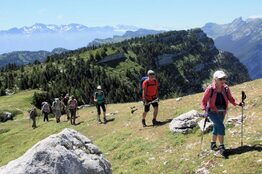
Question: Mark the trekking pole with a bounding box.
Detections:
[130,98,159,114]
[241,91,246,146]
[198,108,208,157]
[198,117,208,156]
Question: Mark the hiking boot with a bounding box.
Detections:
[104,118,107,124]
[98,119,102,124]
[142,119,147,127]
[211,142,217,151]
[219,145,226,156]
[152,119,161,126]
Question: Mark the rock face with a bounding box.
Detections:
[169,110,201,133]
[0,112,13,122]
[0,128,112,174]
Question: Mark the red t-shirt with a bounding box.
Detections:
[142,79,158,100]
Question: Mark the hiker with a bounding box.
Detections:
[52,98,64,123]
[41,101,50,122]
[201,70,243,156]
[62,94,70,121]
[142,70,160,127]
[93,85,107,124]
[68,95,78,125]
[29,106,37,129]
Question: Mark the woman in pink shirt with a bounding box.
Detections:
[201,70,243,156]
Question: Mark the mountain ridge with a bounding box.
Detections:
[202,17,262,79]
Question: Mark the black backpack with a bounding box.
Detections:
[210,86,229,99]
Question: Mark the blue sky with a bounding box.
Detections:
[1,0,262,30]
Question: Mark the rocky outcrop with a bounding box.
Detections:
[0,128,111,174]
[0,112,13,122]
[169,110,201,133]
[227,115,246,125]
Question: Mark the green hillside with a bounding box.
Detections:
[0,29,249,106]
[0,79,261,174]
[0,48,68,67]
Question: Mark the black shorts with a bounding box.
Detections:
[144,101,158,112]
[96,103,106,115]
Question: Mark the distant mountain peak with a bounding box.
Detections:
[202,17,262,79]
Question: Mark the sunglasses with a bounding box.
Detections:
[149,73,155,75]
[218,78,226,81]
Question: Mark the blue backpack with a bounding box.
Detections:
[140,76,148,90]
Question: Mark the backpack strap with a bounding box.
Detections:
[210,86,229,99]
[210,87,214,99]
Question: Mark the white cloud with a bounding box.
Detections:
[248,15,262,19]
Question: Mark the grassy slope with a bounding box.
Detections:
[0,80,261,174]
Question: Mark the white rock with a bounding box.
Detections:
[0,128,111,174]
[169,110,201,133]
[198,119,213,133]
[227,115,246,125]
[176,97,182,101]
[77,104,90,110]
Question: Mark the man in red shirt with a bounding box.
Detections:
[142,70,160,127]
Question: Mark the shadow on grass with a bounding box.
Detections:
[105,118,115,124]
[75,121,84,126]
[142,118,173,128]
[224,144,262,158]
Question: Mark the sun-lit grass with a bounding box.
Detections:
[0,80,262,173]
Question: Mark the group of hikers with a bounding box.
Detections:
[29,69,244,157]
[29,94,79,128]
[29,86,108,128]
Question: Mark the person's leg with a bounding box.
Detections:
[153,106,158,120]
[102,103,107,123]
[152,102,161,125]
[55,111,59,123]
[32,117,36,128]
[73,109,76,125]
[44,112,48,122]
[46,112,49,122]
[66,106,70,120]
[208,111,219,150]
[70,109,74,124]
[217,112,226,152]
[43,112,46,122]
[142,104,150,127]
[97,104,102,123]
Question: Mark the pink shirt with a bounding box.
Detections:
[201,82,237,112]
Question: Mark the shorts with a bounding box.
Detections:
[208,111,225,135]
[144,99,158,112]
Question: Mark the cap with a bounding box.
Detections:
[147,70,155,75]
[213,70,227,79]
[97,85,102,90]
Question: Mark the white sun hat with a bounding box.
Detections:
[213,70,227,79]
[147,70,155,75]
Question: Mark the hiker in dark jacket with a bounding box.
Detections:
[68,96,78,125]
[201,70,243,156]
[41,101,50,122]
[94,85,107,124]
[29,106,37,129]
[62,94,70,121]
